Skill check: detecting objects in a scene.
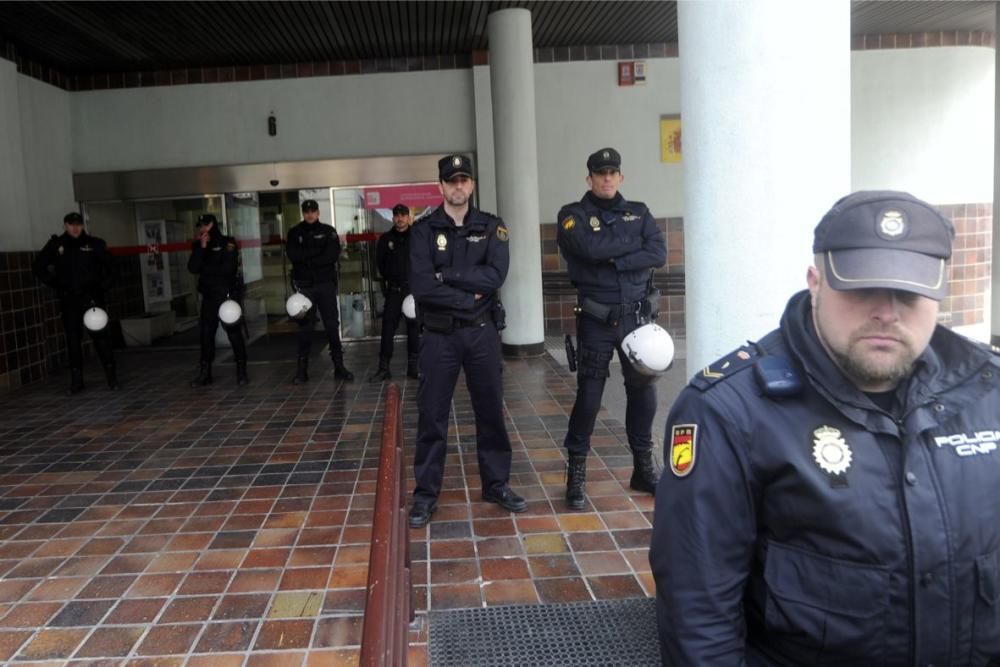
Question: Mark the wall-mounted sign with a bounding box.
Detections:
[634,60,647,85]
[618,61,634,86]
[660,116,682,163]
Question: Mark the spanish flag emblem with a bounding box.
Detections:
[669,424,697,477]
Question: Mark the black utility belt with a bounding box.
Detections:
[423,310,493,333]
[575,292,659,325]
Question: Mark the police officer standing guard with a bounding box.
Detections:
[651,192,1000,664]
[407,155,527,528]
[557,148,667,510]
[187,213,248,387]
[33,212,119,394]
[286,199,354,384]
[370,203,420,382]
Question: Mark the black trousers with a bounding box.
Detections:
[564,311,657,457]
[379,287,419,359]
[412,324,512,503]
[296,282,344,359]
[61,295,114,370]
[198,293,247,364]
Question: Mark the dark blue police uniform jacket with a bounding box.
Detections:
[556,192,665,304]
[650,290,1000,666]
[409,205,509,323]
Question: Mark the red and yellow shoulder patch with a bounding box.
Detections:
[561,217,576,231]
[669,424,697,477]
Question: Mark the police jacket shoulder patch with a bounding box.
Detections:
[690,344,758,392]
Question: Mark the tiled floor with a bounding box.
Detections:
[0,339,677,665]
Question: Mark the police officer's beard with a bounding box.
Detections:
[824,322,918,389]
[444,190,469,207]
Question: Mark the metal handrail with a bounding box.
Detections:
[360,382,412,667]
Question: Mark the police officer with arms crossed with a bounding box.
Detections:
[286,199,354,384]
[33,212,119,394]
[557,147,667,511]
[370,203,420,382]
[407,154,527,528]
[187,213,248,387]
[651,191,1000,665]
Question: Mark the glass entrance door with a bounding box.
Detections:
[331,182,440,340]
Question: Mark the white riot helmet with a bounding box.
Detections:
[402,294,417,320]
[83,307,108,332]
[621,323,675,376]
[286,292,313,319]
[218,299,242,325]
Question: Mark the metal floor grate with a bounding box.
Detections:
[428,598,660,667]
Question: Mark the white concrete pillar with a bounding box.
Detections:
[992,5,1000,347]
[488,8,545,356]
[0,60,31,251]
[678,0,851,373]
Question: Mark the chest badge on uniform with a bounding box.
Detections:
[812,425,852,475]
[497,226,509,242]
[589,216,601,232]
[58,246,64,255]
[436,233,448,250]
[562,217,575,231]
[669,424,697,477]
[388,241,394,250]
[622,212,639,222]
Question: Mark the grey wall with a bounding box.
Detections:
[0,60,75,251]
[71,69,477,173]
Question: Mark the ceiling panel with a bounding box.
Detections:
[0,1,993,76]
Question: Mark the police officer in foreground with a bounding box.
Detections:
[407,154,526,528]
[33,212,119,394]
[557,148,666,511]
[187,213,248,387]
[651,191,1000,665]
[370,203,420,382]
[286,199,354,384]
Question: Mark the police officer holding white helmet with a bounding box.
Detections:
[556,147,667,511]
[187,213,249,387]
[33,211,120,394]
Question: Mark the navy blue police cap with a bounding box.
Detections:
[438,155,473,182]
[813,190,954,300]
[587,147,621,172]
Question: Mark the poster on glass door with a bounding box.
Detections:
[138,219,172,307]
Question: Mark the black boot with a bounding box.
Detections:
[103,363,120,390]
[293,356,309,385]
[236,361,249,386]
[629,451,660,494]
[190,363,213,387]
[406,353,420,379]
[566,454,587,511]
[332,353,354,381]
[368,356,391,382]
[67,368,84,395]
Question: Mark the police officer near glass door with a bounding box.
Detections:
[187,213,248,387]
[370,203,420,382]
[33,211,119,394]
[286,199,354,384]
[651,191,1000,664]
[407,154,527,528]
[557,147,667,511]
